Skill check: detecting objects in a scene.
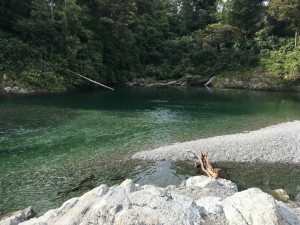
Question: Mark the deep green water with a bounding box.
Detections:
[1,87,300,215]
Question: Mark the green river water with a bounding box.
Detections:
[0,87,300,215]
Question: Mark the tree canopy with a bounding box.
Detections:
[0,0,300,89]
[268,0,300,47]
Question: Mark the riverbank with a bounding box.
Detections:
[132,121,300,163]
[125,67,300,91]
[2,73,300,97]
[214,71,300,92]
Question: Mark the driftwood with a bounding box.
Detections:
[190,151,224,179]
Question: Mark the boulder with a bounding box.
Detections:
[176,176,238,201]
[1,176,299,225]
[295,186,300,202]
[296,193,300,202]
[223,188,299,225]
[3,86,29,94]
[21,180,204,225]
[0,207,34,225]
[271,189,290,202]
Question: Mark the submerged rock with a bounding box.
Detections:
[1,176,300,225]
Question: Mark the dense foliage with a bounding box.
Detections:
[0,0,299,89]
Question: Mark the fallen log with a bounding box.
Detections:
[69,71,114,91]
[205,76,216,86]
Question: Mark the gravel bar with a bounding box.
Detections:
[132,121,300,163]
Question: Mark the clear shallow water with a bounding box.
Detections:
[0,87,300,214]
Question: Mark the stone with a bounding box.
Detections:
[0,206,34,225]
[271,189,290,202]
[222,188,300,225]
[295,186,300,202]
[181,176,238,201]
[195,196,223,215]
[185,175,212,188]
[22,207,34,221]
[3,87,12,93]
[296,193,300,202]
[3,86,29,94]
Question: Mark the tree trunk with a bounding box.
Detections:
[295,29,298,48]
[72,71,115,90]
[64,0,68,32]
[50,0,54,22]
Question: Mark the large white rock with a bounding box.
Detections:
[0,207,34,225]
[20,179,205,225]
[1,176,299,225]
[222,188,300,225]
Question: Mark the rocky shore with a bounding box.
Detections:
[1,176,299,225]
[0,85,69,96]
[125,75,300,92]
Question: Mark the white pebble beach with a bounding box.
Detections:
[132,120,300,163]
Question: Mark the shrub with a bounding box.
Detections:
[21,69,64,89]
[260,39,300,82]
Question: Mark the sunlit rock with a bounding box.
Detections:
[0,207,34,225]
[1,176,299,225]
[271,188,290,202]
[223,188,299,225]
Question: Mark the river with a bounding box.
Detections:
[1,87,300,215]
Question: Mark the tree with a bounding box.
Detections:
[179,0,217,32]
[94,0,137,38]
[0,0,32,31]
[218,0,264,37]
[16,0,63,47]
[201,23,240,51]
[268,0,300,47]
[56,0,82,35]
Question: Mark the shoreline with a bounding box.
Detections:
[1,77,300,97]
[132,120,300,163]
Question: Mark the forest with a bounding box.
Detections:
[1,0,300,90]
